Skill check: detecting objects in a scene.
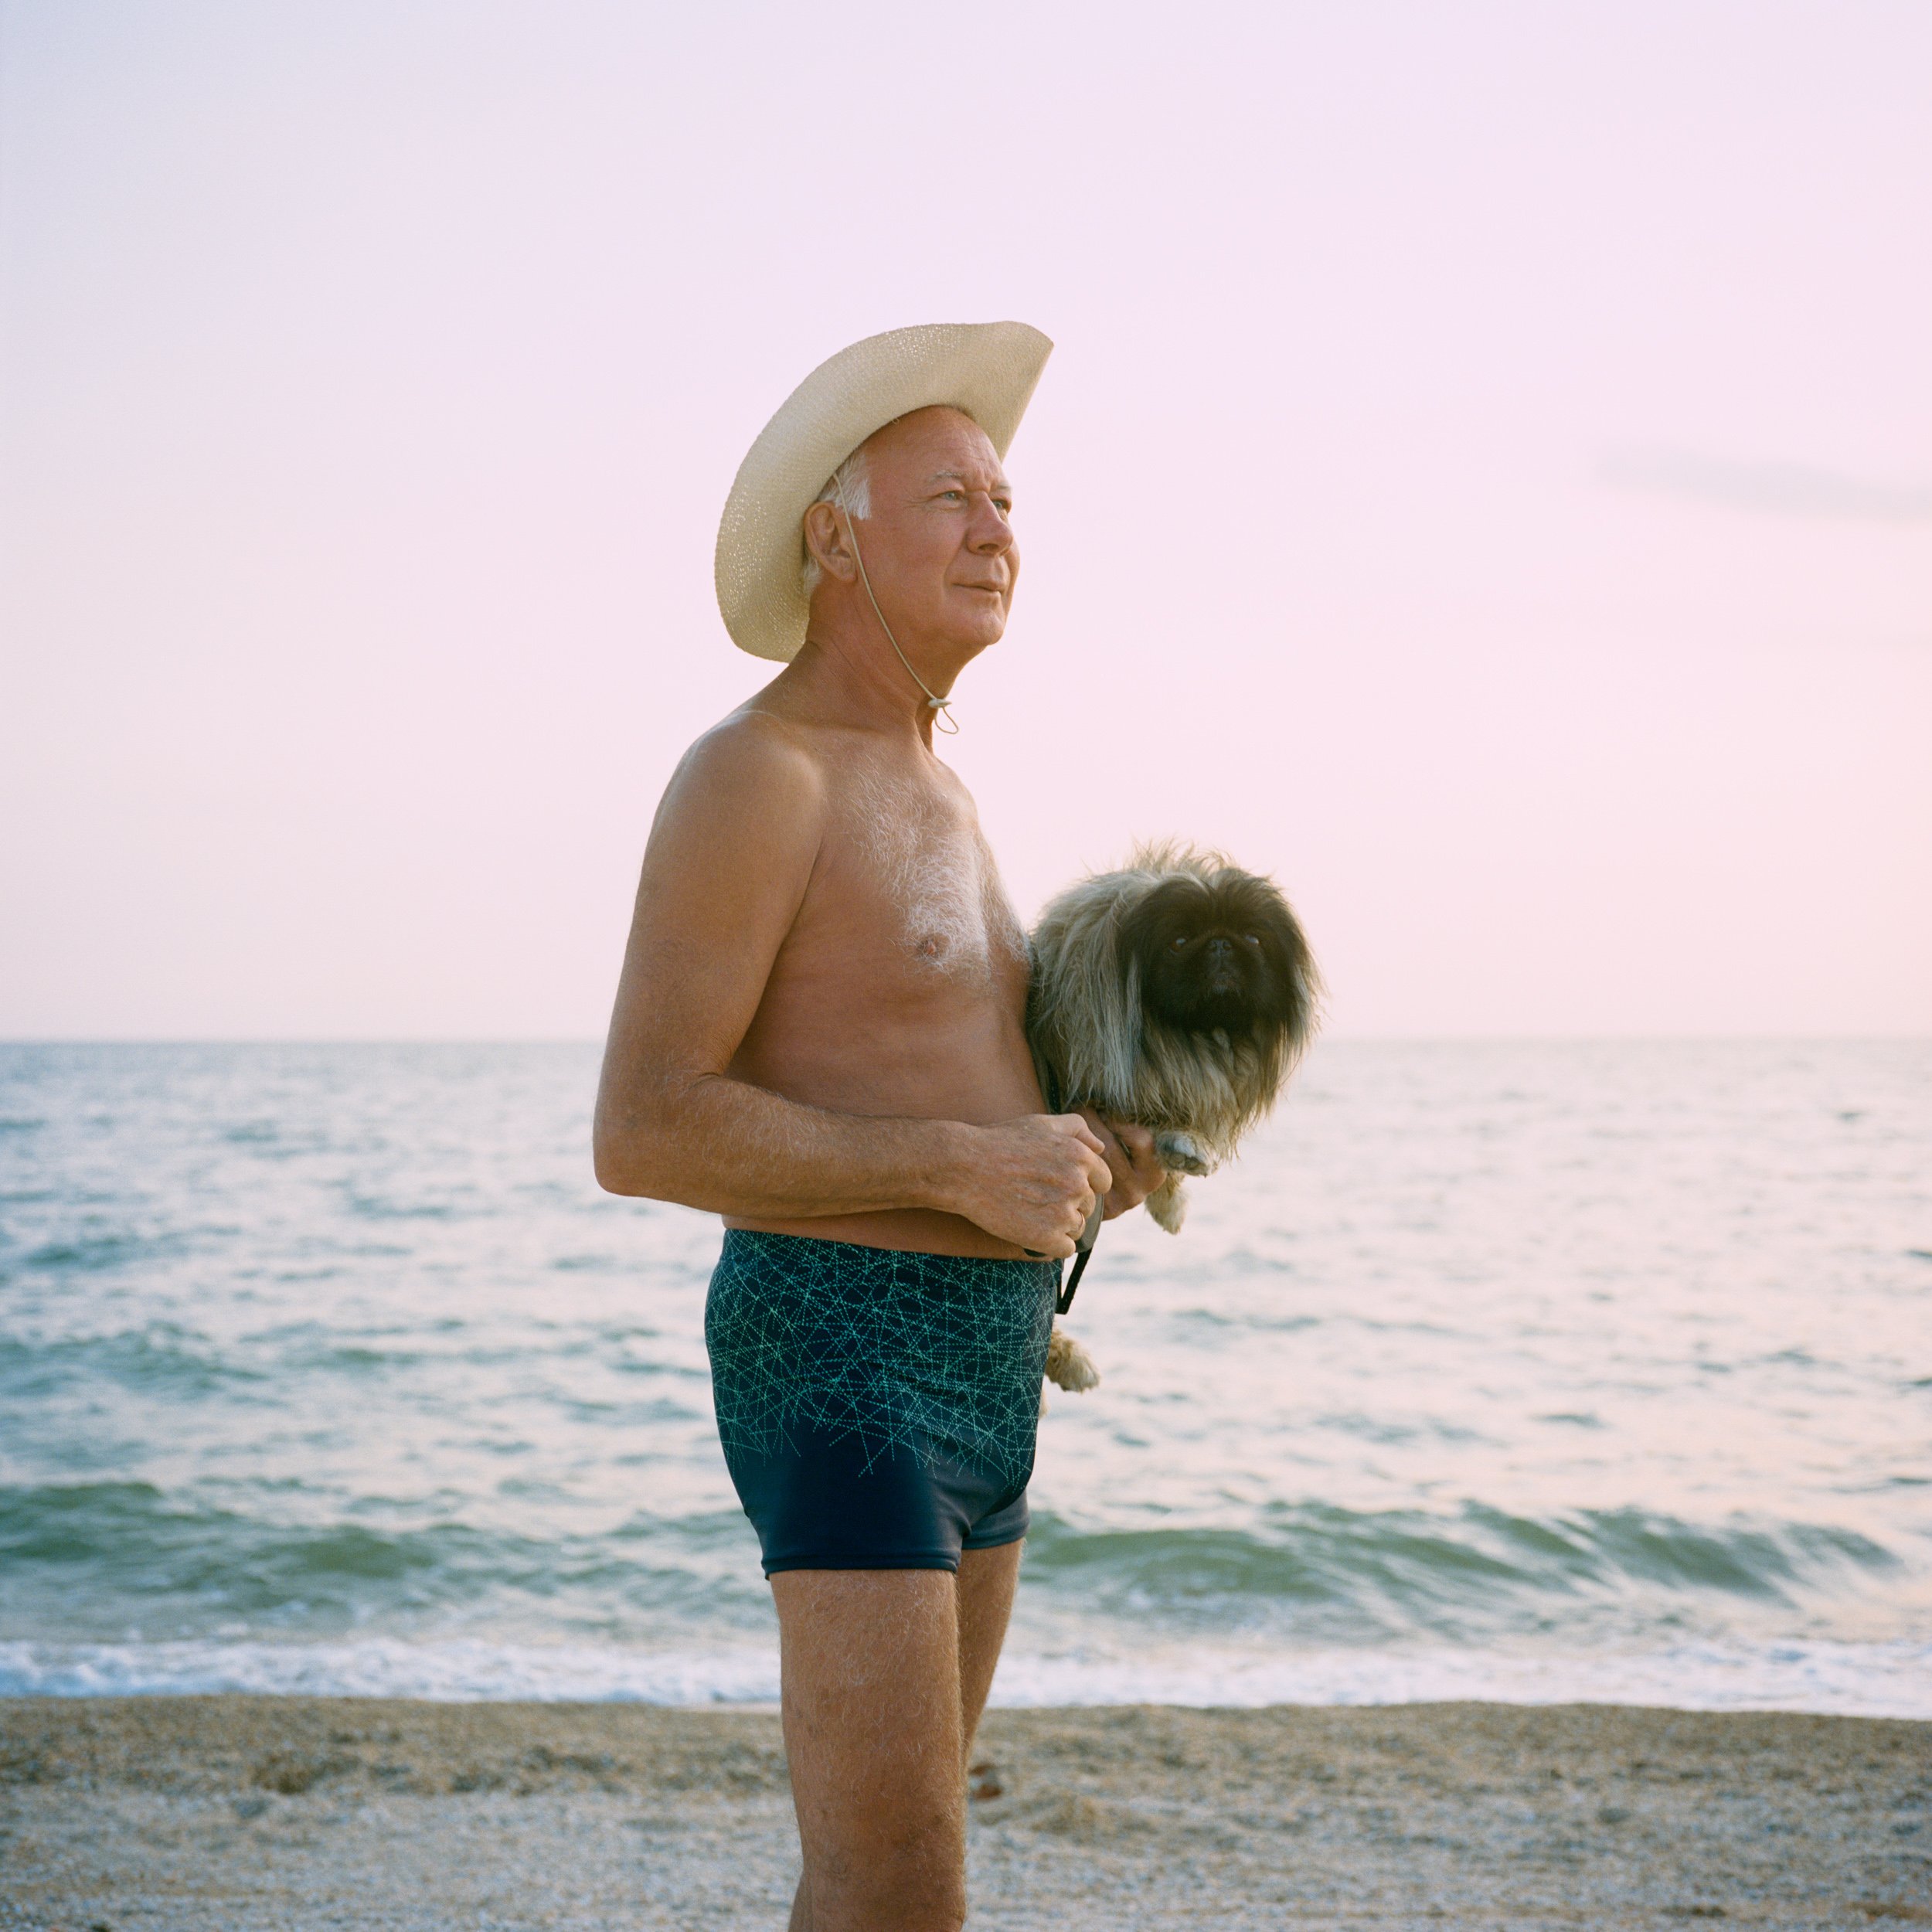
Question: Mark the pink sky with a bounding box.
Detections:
[3,2,1928,1038]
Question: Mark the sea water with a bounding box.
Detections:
[2,1041,1927,1715]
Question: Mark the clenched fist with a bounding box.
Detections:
[944,1114,1114,1257]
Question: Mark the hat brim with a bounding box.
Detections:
[714,321,1053,663]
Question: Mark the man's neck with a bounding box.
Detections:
[775,603,965,747]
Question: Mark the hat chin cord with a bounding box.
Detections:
[838,509,960,736]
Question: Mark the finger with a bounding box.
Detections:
[1092,1127,1130,1185]
[1093,1117,1161,1192]
[1060,1114,1109,1156]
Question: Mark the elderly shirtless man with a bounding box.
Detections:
[594,325,1164,1931]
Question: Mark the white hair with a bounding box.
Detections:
[800,448,871,598]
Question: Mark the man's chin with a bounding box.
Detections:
[932,616,1009,660]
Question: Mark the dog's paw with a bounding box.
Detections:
[1044,1326,1101,1393]
[1145,1174,1189,1233]
[1153,1131,1213,1178]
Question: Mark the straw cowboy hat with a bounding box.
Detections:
[714,321,1054,663]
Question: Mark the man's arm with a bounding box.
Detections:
[592,717,1109,1257]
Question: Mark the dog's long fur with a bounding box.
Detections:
[1028,842,1321,1236]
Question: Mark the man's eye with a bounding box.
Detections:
[941,490,964,502]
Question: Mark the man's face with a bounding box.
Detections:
[845,406,1019,660]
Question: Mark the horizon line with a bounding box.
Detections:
[2,1034,1927,1049]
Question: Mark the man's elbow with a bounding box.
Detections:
[593,1144,646,1197]
[594,1068,721,1199]
[592,1107,672,1199]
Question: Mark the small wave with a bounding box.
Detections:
[19,1232,182,1274]
[342,1195,466,1222]
[0,1483,770,1633]
[1165,1307,1322,1335]
[3,1481,1913,1655]
[1311,1411,1494,1448]
[1021,1502,1906,1641]
[0,1328,266,1398]
[276,1339,427,1375]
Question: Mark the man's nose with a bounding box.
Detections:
[967,494,1013,552]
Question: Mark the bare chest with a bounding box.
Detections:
[811,767,1029,990]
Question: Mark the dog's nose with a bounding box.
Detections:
[1206,936,1235,958]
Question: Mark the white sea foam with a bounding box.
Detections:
[987,1638,1932,1718]
[0,1639,784,1706]
[4,1638,1929,1719]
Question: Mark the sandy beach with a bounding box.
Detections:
[0,1696,1924,1929]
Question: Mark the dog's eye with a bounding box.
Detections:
[1170,935,1189,951]
[1242,934,1262,946]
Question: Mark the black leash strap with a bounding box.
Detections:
[1056,1237,1094,1315]
[1055,1193,1107,1316]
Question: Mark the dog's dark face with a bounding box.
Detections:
[1120,872,1312,1041]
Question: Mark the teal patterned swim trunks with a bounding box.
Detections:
[705,1230,1059,1575]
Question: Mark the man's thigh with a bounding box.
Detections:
[772,1568,966,1927]
[956,1541,1022,1753]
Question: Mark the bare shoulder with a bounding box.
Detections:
[623,707,838,973]
[663,707,827,811]
[649,706,835,854]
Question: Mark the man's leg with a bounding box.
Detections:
[774,1568,970,1932]
[956,1541,1022,1766]
[777,1545,1025,1930]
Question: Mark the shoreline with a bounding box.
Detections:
[7,1634,1927,1716]
[2,1695,1927,1928]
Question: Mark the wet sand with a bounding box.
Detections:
[0,1696,1927,1928]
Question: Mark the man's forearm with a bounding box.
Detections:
[594,1070,975,1219]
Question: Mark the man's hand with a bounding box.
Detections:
[945,1115,1114,1258]
[1078,1111,1170,1222]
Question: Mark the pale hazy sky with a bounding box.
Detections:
[3,2,1928,1038]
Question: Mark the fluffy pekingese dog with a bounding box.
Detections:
[1029,843,1321,1230]
[1029,844,1320,1394]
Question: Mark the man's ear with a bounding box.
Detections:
[802,502,859,583]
